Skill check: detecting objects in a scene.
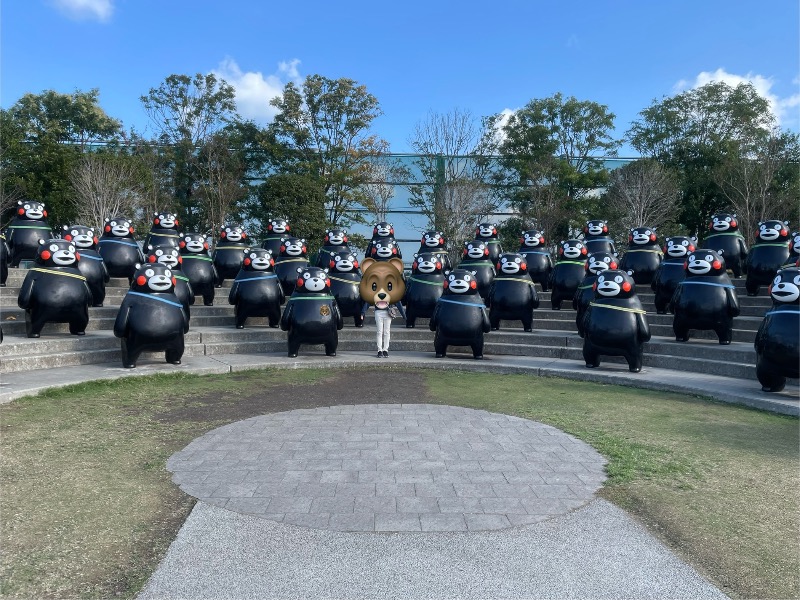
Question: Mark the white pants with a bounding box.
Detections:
[375,309,392,351]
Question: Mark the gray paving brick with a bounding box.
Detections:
[244,470,286,483]
[283,513,332,528]
[420,514,467,532]
[319,470,359,484]
[209,482,261,498]
[357,470,396,483]
[224,498,271,514]
[467,471,508,484]
[437,498,484,513]
[354,496,396,514]
[330,513,375,532]
[453,483,496,498]
[376,483,416,497]
[282,470,322,483]
[507,513,552,526]
[479,497,528,514]
[393,470,434,484]
[295,483,338,497]
[310,496,355,514]
[335,483,376,497]
[375,513,421,531]
[465,514,512,531]
[530,484,578,499]
[520,498,567,515]
[266,496,312,513]
[414,483,457,497]
[396,497,440,514]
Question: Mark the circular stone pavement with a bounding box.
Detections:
[167,404,607,532]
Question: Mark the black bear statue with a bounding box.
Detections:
[114,263,189,368]
[404,252,445,328]
[582,220,616,255]
[367,222,402,260]
[316,228,352,269]
[6,200,53,267]
[280,266,343,357]
[146,244,195,320]
[143,211,181,249]
[416,231,452,272]
[518,230,553,291]
[651,236,696,315]
[620,226,662,285]
[549,239,588,310]
[326,250,364,327]
[228,248,284,329]
[754,267,800,392]
[489,253,540,332]
[261,218,291,256]
[574,251,617,337]
[475,222,503,264]
[17,238,92,338]
[212,225,249,286]
[0,234,8,286]
[582,269,651,372]
[700,213,748,278]
[746,220,791,296]
[459,240,496,304]
[672,249,740,344]
[62,225,109,307]
[179,233,217,306]
[274,236,310,296]
[97,216,144,280]
[430,268,491,359]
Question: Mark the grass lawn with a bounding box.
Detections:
[1,368,798,599]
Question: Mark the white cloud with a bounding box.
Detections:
[486,108,516,147]
[212,58,302,123]
[674,68,800,128]
[51,0,113,22]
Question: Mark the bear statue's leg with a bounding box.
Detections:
[268,306,281,328]
[234,307,247,329]
[202,285,214,306]
[69,308,89,336]
[624,346,644,373]
[582,343,600,368]
[756,356,786,392]
[522,312,533,333]
[551,293,562,310]
[539,278,549,292]
[353,313,364,328]
[121,338,139,369]
[287,333,301,358]
[673,316,690,342]
[731,260,742,279]
[25,310,42,338]
[745,276,759,297]
[654,293,668,315]
[165,336,184,365]
[575,311,584,337]
[325,336,337,357]
[489,310,501,331]
[471,337,484,360]
[715,321,733,345]
[434,333,447,358]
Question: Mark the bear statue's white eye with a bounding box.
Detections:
[614,275,623,284]
[303,272,311,279]
[682,240,689,246]
[250,253,257,259]
[24,203,31,209]
[774,275,782,285]
[155,249,163,256]
[71,229,79,236]
[644,230,652,235]
[760,224,767,230]
[110,221,117,227]
[794,275,800,286]
[514,257,521,264]
[449,274,456,281]
[145,269,155,277]
[164,270,172,278]
[49,244,59,252]
[464,274,472,281]
[604,257,611,263]
[725,216,732,222]
[334,255,342,262]
[185,236,192,241]
[705,254,714,262]
[597,275,605,283]
[68,245,75,253]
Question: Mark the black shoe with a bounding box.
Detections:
[382,351,389,357]
[377,351,383,358]
[288,353,297,358]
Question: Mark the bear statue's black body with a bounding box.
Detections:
[63,225,109,307]
[179,233,217,306]
[430,269,491,359]
[700,213,748,278]
[228,248,284,329]
[475,223,503,264]
[416,231,452,273]
[213,225,250,286]
[97,216,144,280]
[368,222,402,261]
[404,252,445,328]
[754,267,800,392]
[17,239,91,338]
[489,253,539,332]
[620,227,662,285]
[651,236,696,315]
[261,218,291,257]
[549,239,588,310]
[143,212,181,249]
[518,230,553,291]
[316,229,353,269]
[327,250,364,327]
[114,264,189,368]
[672,250,740,344]
[273,237,310,296]
[785,231,800,268]
[146,245,195,320]
[459,240,496,303]
[0,235,8,286]
[746,220,791,296]
[582,220,616,255]
[582,269,651,373]
[6,200,53,267]
[574,252,617,337]
[280,266,343,357]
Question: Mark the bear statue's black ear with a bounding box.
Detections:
[691,236,698,243]
[718,249,725,255]
[17,200,24,206]
[280,237,287,243]
[323,268,329,274]
[37,238,46,246]
[626,269,634,277]
[296,267,304,274]
[134,263,142,270]
[471,270,477,276]
[444,270,450,277]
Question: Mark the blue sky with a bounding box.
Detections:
[2,0,798,155]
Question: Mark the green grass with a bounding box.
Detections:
[1,368,798,599]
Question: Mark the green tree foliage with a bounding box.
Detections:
[492,93,619,242]
[1,89,122,227]
[626,81,779,236]
[269,75,386,226]
[140,73,238,230]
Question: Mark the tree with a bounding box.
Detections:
[140,73,238,229]
[713,131,800,244]
[361,155,409,223]
[269,75,386,226]
[69,153,143,230]
[407,109,501,265]
[603,159,681,239]
[626,81,777,236]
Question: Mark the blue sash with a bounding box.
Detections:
[127,291,184,308]
[99,238,139,248]
[681,281,735,289]
[235,274,278,282]
[438,297,486,308]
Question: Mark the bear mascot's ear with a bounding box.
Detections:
[387,257,404,275]
[296,267,304,274]
[360,257,376,274]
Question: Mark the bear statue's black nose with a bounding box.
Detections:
[377,292,386,300]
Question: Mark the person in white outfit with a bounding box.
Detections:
[362,300,406,357]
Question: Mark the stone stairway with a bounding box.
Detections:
[0,267,796,395]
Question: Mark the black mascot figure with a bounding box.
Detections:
[489,253,540,332]
[475,222,503,264]
[274,236,310,295]
[651,236,696,315]
[212,225,249,286]
[228,248,284,329]
[316,228,352,269]
[98,216,144,280]
[17,239,91,338]
[430,268,491,359]
[114,263,189,368]
[459,240,496,304]
[672,249,740,344]
[6,200,53,267]
[549,239,588,310]
[417,231,452,272]
[582,219,616,255]
[179,233,217,306]
[620,226,662,285]
[261,218,291,256]
[146,244,195,320]
[785,231,800,268]
[326,250,364,327]
[62,225,109,307]
[144,211,181,249]
[0,234,8,286]
[582,269,651,373]
[280,266,343,357]
[518,230,553,291]
[746,220,791,296]
[404,252,445,328]
[367,238,401,262]
[574,251,617,337]
[754,267,800,392]
[701,213,748,278]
